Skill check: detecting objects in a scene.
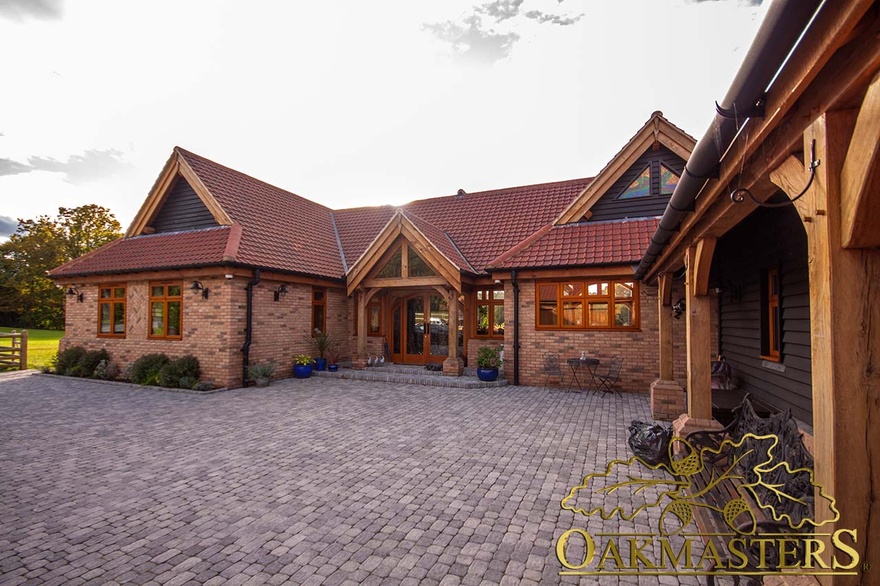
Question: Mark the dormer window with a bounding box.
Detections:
[616,162,681,200]
[660,163,680,195]
[617,166,651,199]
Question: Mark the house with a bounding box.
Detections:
[49,111,695,401]
[634,0,880,579]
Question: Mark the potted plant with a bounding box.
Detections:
[306,329,338,371]
[247,361,277,387]
[293,354,313,379]
[327,351,339,372]
[476,345,502,382]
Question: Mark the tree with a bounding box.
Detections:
[0,205,122,330]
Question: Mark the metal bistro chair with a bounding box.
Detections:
[596,355,623,395]
[542,352,565,388]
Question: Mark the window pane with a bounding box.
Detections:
[614,282,634,298]
[562,301,583,326]
[615,301,634,327]
[476,305,489,335]
[100,304,111,333]
[588,302,609,326]
[313,289,325,302]
[369,305,381,334]
[562,282,583,297]
[493,306,504,336]
[167,302,181,336]
[538,284,557,301]
[587,282,609,296]
[538,302,557,326]
[618,166,651,199]
[477,291,484,300]
[114,287,126,298]
[376,248,402,278]
[113,302,125,333]
[408,246,436,277]
[660,164,680,196]
[167,285,181,297]
[100,288,111,299]
[313,304,325,333]
[492,290,504,300]
[151,302,164,335]
[152,286,164,297]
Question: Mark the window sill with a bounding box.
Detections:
[759,354,781,363]
[97,334,126,339]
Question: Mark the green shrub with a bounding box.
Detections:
[55,346,86,376]
[158,355,201,388]
[76,349,109,378]
[193,380,214,392]
[93,359,120,381]
[129,353,170,385]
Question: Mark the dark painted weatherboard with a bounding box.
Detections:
[151,176,218,233]
[586,145,686,222]
[710,204,812,424]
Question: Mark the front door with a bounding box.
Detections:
[395,293,449,364]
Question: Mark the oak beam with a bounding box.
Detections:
[798,112,880,582]
[658,274,674,381]
[841,70,880,248]
[356,289,367,357]
[684,243,713,420]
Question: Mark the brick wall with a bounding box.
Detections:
[60,275,351,388]
[61,275,244,389]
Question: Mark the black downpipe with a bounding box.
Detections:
[511,269,520,386]
[241,268,261,387]
[635,0,823,280]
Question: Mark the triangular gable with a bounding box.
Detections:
[126,147,233,237]
[554,111,695,225]
[346,209,463,295]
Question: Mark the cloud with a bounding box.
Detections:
[479,0,525,22]
[0,149,131,185]
[424,0,583,63]
[0,158,32,176]
[523,10,582,25]
[0,0,63,22]
[423,15,521,64]
[0,216,17,237]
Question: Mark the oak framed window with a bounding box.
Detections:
[760,268,781,361]
[475,288,504,338]
[312,287,326,334]
[536,279,638,330]
[98,284,126,338]
[149,282,182,339]
[354,300,383,336]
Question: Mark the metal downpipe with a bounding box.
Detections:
[511,269,520,386]
[241,268,261,387]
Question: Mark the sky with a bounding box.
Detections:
[0,0,766,238]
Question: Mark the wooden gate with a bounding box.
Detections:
[0,330,28,370]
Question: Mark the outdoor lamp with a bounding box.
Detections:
[191,280,209,299]
[672,298,685,320]
[67,286,84,303]
[274,284,288,302]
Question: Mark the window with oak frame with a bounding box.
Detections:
[149,282,182,339]
[312,287,326,334]
[760,268,781,361]
[475,288,504,338]
[98,285,126,338]
[536,280,638,330]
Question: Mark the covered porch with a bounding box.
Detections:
[638,0,880,581]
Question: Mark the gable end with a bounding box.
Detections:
[150,176,219,233]
[584,146,685,222]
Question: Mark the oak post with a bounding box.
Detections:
[684,240,715,421]
[658,274,674,381]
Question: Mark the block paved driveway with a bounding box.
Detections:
[0,373,697,585]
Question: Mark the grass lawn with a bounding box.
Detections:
[0,327,63,370]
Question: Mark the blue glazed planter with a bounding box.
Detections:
[294,364,313,379]
[328,364,339,372]
[314,358,328,371]
[476,367,499,382]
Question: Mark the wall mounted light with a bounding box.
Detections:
[672,298,685,320]
[66,286,84,303]
[191,280,209,299]
[274,284,288,302]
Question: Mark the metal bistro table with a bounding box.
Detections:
[567,357,600,392]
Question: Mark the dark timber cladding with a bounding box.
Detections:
[585,145,685,222]
[151,177,218,233]
[710,203,812,424]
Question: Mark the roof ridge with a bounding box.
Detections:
[174,147,334,213]
[485,223,554,269]
[403,176,594,208]
[329,212,347,273]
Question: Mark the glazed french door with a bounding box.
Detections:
[392,293,449,364]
